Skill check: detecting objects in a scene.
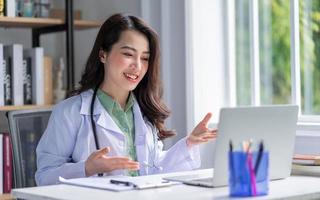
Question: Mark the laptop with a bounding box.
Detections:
[164,105,299,187]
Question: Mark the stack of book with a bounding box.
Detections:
[0,43,53,106]
[291,154,320,176]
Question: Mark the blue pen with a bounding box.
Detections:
[254,141,264,175]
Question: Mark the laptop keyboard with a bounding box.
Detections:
[163,173,214,187]
[192,177,213,183]
[165,174,204,181]
[164,174,213,183]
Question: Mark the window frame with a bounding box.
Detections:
[227,0,320,130]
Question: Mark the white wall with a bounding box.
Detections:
[185,0,227,168]
[186,0,227,128]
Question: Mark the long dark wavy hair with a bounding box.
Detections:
[71,13,175,140]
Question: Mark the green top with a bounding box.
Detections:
[97,89,139,176]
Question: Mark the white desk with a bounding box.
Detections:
[11,169,320,200]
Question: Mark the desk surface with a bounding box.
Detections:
[11,169,320,200]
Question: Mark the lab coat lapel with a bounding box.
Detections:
[80,90,124,138]
[96,110,124,138]
[133,102,149,175]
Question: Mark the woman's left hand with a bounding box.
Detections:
[186,112,217,148]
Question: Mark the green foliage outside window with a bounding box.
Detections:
[236,0,320,115]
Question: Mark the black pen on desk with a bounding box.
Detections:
[254,141,264,175]
[229,140,234,169]
[110,179,136,187]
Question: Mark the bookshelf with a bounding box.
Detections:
[0,1,101,109]
[0,16,100,29]
[0,15,101,108]
[0,105,53,111]
[0,0,101,194]
[0,194,14,200]
[0,0,101,93]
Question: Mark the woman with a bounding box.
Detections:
[35,13,216,186]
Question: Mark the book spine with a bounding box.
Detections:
[4,44,23,106]
[5,0,15,17]
[0,43,3,106]
[3,56,12,105]
[24,47,44,105]
[13,44,23,105]
[43,56,53,105]
[3,133,12,193]
[22,58,32,105]
[0,134,3,194]
[35,47,44,105]
[0,0,3,17]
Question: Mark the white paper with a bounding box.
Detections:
[59,176,134,192]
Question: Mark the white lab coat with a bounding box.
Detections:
[35,90,200,186]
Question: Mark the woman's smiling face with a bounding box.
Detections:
[100,30,150,95]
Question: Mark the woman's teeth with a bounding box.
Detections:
[124,73,138,80]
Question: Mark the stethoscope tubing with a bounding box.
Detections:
[90,86,100,150]
[89,86,160,174]
[90,86,103,176]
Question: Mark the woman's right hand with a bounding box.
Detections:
[85,147,140,177]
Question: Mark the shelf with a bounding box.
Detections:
[0,16,101,29]
[0,105,53,111]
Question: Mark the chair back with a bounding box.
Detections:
[7,108,52,188]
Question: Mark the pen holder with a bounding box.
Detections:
[228,151,269,197]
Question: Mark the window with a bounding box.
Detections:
[232,0,320,118]
[300,0,320,115]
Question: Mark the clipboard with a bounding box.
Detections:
[59,176,178,192]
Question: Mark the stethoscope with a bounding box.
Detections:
[90,86,101,152]
[90,86,103,176]
[89,86,162,174]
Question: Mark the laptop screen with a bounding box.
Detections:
[212,105,298,187]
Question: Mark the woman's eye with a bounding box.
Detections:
[142,57,149,62]
[123,52,133,57]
